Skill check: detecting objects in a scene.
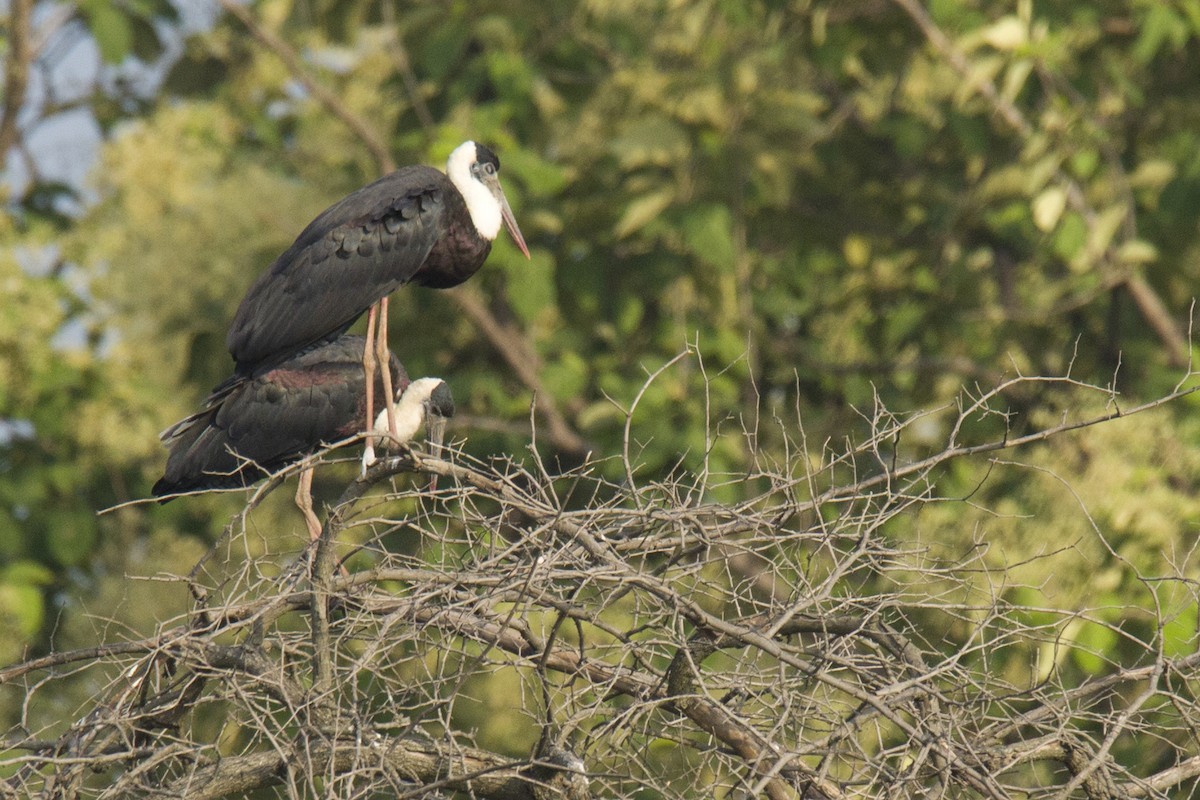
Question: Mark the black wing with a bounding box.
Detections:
[154,336,407,498]
[153,367,358,497]
[226,165,449,374]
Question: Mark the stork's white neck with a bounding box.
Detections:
[373,377,444,442]
[446,141,502,241]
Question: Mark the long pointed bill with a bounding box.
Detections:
[426,412,448,492]
[427,413,447,460]
[492,182,531,259]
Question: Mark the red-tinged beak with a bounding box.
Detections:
[488,177,530,259]
[501,194,531,259]
[426,410,447,492]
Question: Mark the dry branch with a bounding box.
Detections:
[153,737,537,800]
[6,370,1200,798]
[0,0,32,159]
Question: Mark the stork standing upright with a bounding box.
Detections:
[153,335,454,540]
[223,141,528,466]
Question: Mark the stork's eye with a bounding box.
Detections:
[483,163,496,175]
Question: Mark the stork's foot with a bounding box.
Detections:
[362,439,419,476]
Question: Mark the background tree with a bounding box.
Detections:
[4,0,1200,796]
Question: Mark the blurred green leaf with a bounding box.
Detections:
[1071,620,1119,675]
[0,582,44,663]
[1162,605,1198,658]
[1032,186,1066,232]
[505,253,555,324]
[612,116,690,170]
[680,204,735,269]
[1134,5,1189,64]
[615,190,675,238]
[80,0,134,64]
[1116,239,1158,265]
[983,16,1027,51]
[1,561,55,587]
[1052,212,1088,260]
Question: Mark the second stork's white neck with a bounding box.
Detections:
[373,377,444,442]
[446,141,502,241]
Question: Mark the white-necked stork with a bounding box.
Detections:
[153,334,454,539]
[224,140,527,465]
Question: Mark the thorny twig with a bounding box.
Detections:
[6,369,1200,798]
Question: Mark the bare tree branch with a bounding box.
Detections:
[6,369,1200,798]
[153,737,536,800]
[0,0,32,161]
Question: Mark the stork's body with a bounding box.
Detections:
[153,335,454,538]
[223,142,527,465]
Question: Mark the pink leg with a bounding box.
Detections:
[296,467,322,542]
[376,296,399,442]
[298,468,349,576]
[362,303,379,470]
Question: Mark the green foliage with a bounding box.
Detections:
[77,0,178,65]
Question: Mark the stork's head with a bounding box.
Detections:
[446,141,531,258]
[374,377,455,455]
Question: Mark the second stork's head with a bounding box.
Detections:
[446,141,531,259]
[374,377,456,456]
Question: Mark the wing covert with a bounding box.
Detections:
[226,167,449,373]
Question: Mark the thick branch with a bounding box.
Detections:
[1126,753,1200,798]
[0,0,32,159]
[152,738,536,800]
[976,736,1119,800]
[666,636,802,800]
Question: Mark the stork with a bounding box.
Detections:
[223,141,527,466]
[153,335,454,540]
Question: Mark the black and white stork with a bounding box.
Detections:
[153,335,454,540]
[224,140,527,465]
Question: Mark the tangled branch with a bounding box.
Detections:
[4,366,1200,799]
